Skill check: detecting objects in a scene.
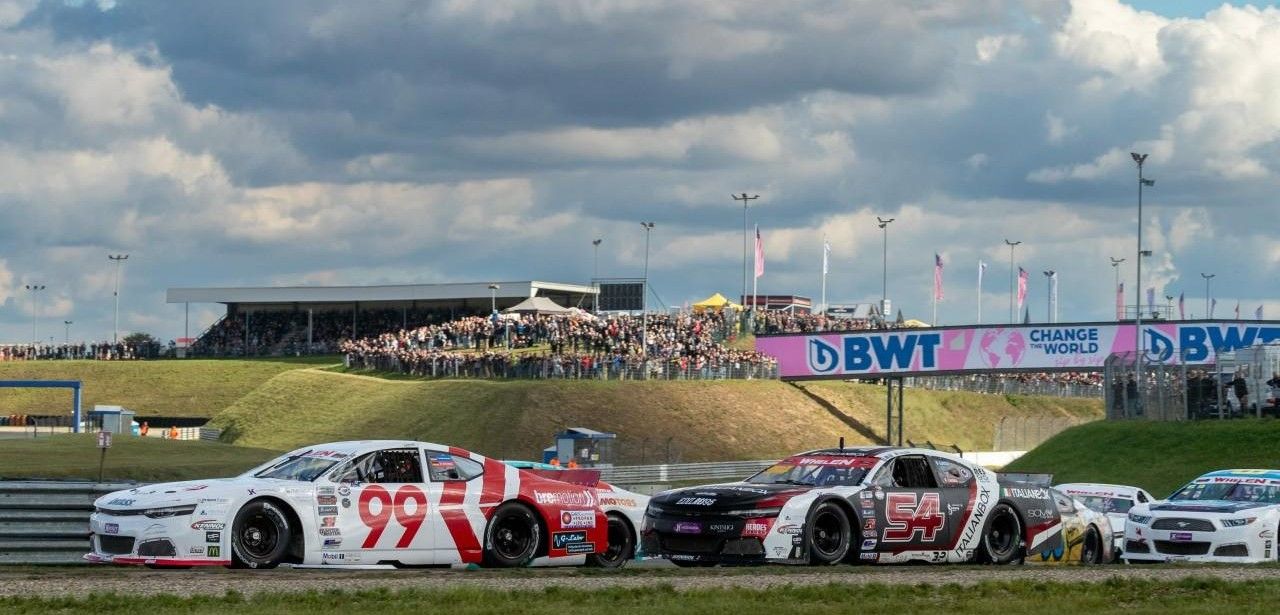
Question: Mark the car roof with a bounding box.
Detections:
[1197,469,1280,482]
[284,440,477,458]
[795,447,964,462]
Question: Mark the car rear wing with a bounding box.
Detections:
[997,472,1054,487]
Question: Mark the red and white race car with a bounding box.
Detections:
[85,440,610,568]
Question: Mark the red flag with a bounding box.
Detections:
[754,225,765,279]
[1016,267,1028,311]
[934,254,944,301]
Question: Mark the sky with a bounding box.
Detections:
[3,0,1280,343]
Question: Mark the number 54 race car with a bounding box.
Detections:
[642,446,1063,566]
[85,440,613,568]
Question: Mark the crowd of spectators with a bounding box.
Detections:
[340,311,778,380]
[191,308,460,356]
[0,341,162,361]
[752,311,879,334]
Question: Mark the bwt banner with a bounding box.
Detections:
[755,321,1280,380]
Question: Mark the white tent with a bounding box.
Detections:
[503,296,573,315]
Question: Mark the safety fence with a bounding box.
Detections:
[600,460,776,486]
[903,375,1104,399]
[345,354,778,381]
[0,480,134,564]
[991,416,1083,451]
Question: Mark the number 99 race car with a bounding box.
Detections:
[85,441,610,568]
[1123,469,1280,563]
[641,447,1063,566]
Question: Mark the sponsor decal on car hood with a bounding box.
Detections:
[650,483,810,512]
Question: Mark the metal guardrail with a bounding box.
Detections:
[599,460,776,486]
[0,481,133,564]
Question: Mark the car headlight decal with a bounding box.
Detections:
[142,504,198,519]
[1221,517,1257,527]
[1127,513,1152,524]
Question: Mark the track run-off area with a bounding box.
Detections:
[3,564,1278,599]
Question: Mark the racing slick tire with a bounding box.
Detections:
[586,513,634,568]
[230,499,292,569]
[976,503,1023,565]
[806,501,852,565]
[1080,526,1103,565]
[483,502,541,568]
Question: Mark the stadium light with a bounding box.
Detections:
[108,254,129,344]
[488,284,500,314]
[1131,152,1153,416]
[1004,239,1021,324]
[1201,273,1215,318]
[732,194,760,310]
[1110,257,1125,321]
[877,217,894,320]
[641,222,655,354]
[64,320,73,346]
[24,284,46,346]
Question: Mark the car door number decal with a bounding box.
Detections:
[882,492,945,542]
[358,485,428,548]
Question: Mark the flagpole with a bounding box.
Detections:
[977,261,984,324]
[752,225,759,317]
[820,236,827,314]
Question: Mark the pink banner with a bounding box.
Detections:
[756,321,1280,379]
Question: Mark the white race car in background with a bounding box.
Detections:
[504,461,650,566]
[1055,482,1158,558]
[86,441,613,569]
[1123,469,1280,563]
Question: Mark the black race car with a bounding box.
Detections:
[641,447,1061,566]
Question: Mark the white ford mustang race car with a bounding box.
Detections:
[1054,482,1157,558]
[1123,469,1280,563]
[85,440,618,568]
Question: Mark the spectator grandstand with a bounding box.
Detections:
[0,341,162,361]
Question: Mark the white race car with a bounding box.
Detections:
[1054,482,1158,558]
[85,440,615,568]
[503,461,650,566]
[1123,469,1280,563]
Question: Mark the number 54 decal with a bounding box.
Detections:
[882,492,945,542]
[358,485,428,548]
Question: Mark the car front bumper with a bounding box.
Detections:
[1121,521,1274,563]
[86,510,231,567]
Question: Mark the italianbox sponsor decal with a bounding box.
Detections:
[757,322,1280,378]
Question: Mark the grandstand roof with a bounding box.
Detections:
[165,281,597,305]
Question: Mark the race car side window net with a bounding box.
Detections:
[332,448,424,484]
[891,456,938,489]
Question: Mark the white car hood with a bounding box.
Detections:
[94,478,253,510]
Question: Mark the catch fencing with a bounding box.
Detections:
[599,460,775,485]
[346,354,778,381]
[904,375,1103,399]
[991,416,1082,451]
[0,481,134,564]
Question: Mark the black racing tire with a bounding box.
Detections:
[806,501,852,565]
[976,503,1023,565]
[586,513,634,568]
[1081,526,1103,565]
[230,499,291,569]
[483,502,541,568]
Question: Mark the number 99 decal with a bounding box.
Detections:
[358,485,428,548]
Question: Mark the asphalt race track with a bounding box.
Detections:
[2,564,1276,598]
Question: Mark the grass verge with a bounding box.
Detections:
[1,577,1277,614]
[1004,419,1280,497]
[0,358,336,418]
[0,434,280,482]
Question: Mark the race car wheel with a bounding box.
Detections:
[807,501,851,565]
[1080,526,1102,565]
[586,513,634,568]
[484,502,541,568]
[230,499,291,569]
[977,503,1022,565]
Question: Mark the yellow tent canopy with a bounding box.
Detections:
[692,292,743,312]
[901,319,931,328]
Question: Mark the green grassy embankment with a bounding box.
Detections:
[2,577,1278,614]
[1004,419,1280,497]
[0,434,280,482]
[0,357,334,417]
[208,369,1102,462]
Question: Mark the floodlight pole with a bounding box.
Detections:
[108,254,129,344]
[25,284,46,346]
[878,217,894,321]
[64,320,72,346]
[1132,152,1154,416]
[641,222,655,355]
[733,193,759,320]
[488,284,500,314]
[1201,273,1215,319]
[1004,239,1021,324]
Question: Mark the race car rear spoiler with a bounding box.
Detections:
[997,472,1054,487]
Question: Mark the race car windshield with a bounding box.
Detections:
[746,459,871,487]
[1169,481,1280,504]
[1076,496,1134,514]
[253,453,342,482]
